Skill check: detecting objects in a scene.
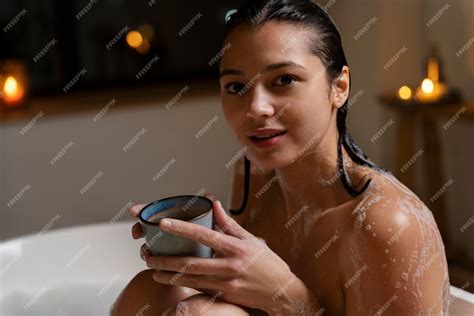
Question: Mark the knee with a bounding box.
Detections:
[111,269,203,316]
[175,294,215,315]
[130,268,155,283]
[117,269,164,297]
[165,294,249,316]
[110,269,169,316]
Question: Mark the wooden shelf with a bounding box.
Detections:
[379,95,474,120]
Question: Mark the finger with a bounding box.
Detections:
[213,200,254,240]
[140,243,152,261]
[131,222,143,239]
[146,255,231,276]
[159,218,237,254]
[204,192,217,202]
[128,203,147,217]
[214,224,224,234]
[153,270,224,290]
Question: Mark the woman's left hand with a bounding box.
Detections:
[143,194,297,312]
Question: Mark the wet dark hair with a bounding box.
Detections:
[222,0,388,215]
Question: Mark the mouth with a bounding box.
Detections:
[248,130,287,147]
[248,130,287,140]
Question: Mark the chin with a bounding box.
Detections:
[246,149,294,173]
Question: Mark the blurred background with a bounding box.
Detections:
[0,0,473,307]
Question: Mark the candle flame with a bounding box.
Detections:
[126,31,143,48]
[2,75,24,104]
[4,76,18,96]
[398,85,412,100]
[421,78,434,94]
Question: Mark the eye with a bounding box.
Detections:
[224,82,245,95]
[274,75,297,86]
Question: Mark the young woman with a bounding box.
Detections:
[111,1,450,315]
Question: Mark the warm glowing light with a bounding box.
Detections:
[2,75,24,104]
[421,78,434,94]
[4,76,18,96]
[126,31,143,48]
[398,85,412,100]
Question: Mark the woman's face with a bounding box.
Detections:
[219,21,345,171]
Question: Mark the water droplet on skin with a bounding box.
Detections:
[401,272,408,280]
[403,286,407,290]
[372,233,376,237]
[391,258,396,263]
[385,249,389,254]
[365,224,372,230]
[382,264,387,268]
[396,282,401,288]
[387,228,393,233]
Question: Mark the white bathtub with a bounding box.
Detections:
[0,222,143,316]
[1,222,472,315]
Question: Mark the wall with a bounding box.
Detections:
[1,83,241,240]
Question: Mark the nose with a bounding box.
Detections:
[245,86,275,120]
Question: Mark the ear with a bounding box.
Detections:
[331,66,350,109]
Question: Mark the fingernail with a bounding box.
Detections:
[160,219,171,228]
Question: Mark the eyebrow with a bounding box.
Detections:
[219,61,306,79]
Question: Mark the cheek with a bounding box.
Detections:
[281,101,332,154]
[288,100,331,135]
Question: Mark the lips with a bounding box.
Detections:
[247,128,287,138]
[248,130,287,140]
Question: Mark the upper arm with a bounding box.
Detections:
[342,193,450,315]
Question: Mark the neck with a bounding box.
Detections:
[273,135,366,218]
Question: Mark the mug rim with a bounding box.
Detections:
[138,195,213,226]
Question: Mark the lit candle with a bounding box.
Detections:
[126,25,154,55]
[2,76,25,105]
[398,85,412,100]
[126,30,143,48]
[415,78,447,102]
[0,60,28,109]
[421,78,434,95]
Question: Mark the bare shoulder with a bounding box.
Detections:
[225,155,276,230]
[341,171,450,315]
[350,170,440,238]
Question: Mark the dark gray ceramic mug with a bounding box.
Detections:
[138,195,214,257]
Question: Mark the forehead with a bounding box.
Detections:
[220,21,319,71]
